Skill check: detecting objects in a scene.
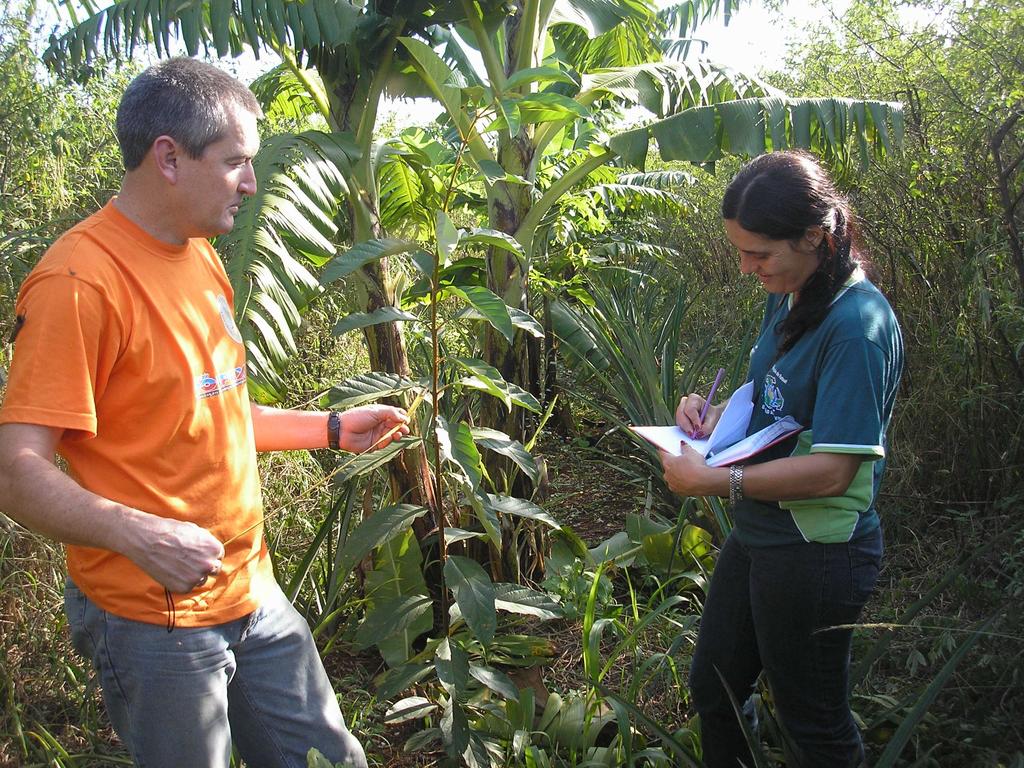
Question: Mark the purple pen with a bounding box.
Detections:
[697,367,726,432]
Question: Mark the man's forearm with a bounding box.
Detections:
[0,441,145,553]
[0,423,224,593]
[249,404,329,452]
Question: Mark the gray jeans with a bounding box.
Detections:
[65,579,367,768]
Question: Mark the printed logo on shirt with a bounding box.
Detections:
[216,294,243,344]
[761,372,785,416]
[196,366,246,399]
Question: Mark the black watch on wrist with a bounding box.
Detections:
[327,411,341,450]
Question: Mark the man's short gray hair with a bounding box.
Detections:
[116,57,262,171]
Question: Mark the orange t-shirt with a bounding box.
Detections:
[0,201,275,626]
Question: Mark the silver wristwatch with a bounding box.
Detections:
[729,464,744,506]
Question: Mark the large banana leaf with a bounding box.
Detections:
[250,62,328,122]
[216,129,358,402]
[44,0,363,72]
[610,96,905,171]
[580,58,779,117]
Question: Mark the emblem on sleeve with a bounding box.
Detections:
[216,294,244,344]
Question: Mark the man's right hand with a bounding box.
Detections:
[127,517,225,594]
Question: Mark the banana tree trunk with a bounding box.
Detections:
[478,11,547,576]
[322,57,439,541]
[481,135,536,497]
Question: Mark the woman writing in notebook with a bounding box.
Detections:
[659,150,903,768]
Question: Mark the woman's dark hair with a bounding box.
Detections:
[722,150,865,355]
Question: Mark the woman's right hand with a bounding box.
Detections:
[676,394,724,438]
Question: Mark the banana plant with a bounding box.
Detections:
[394,0,904,485]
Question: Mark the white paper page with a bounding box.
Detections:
[706,381,754,454]
[631,381,755,457]
[631,425,710,457]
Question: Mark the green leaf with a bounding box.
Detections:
[494,98,522,137]
[636,97,904,167]
[307,748,335,768]
[447,285,515,343]
[400,36,457,92]
[550,300,610,371]
[452,356,513,411]
[597,686,703,767]
[468,663,519,700]
[474,159,530,186]
[374,662,433,701]
[477,159,508,181]
[321,238,419,284]
[505,382,542,413]
[439,527,486,545]
[493,583,563,620]
[874,615,998,768]
[354,594,433,650]
[471,428,540,485]
[609,127,650,171]
[335,504,430,576]
[464,732,493,768]
[465,490,502,550]
[450,357,540,412]
[405,727,443,753]
[457,306,544,339]
[548,0,647,37]
[384,696,437,724]
[720,99,766,156]
[650,105,721,163]
[378,147,427,230]
[436,209,461,265]
[437,416,483,490]
[361,528,433,666]
[441,697,470,755]
[335,437,421,482]
[504,65,579,91]
[435,637,471,696]
[333,307,419,336]
[216,130,355,402]
[461,228,527,260]
[444,556,497,646]
[409,249,435,277]
[484,494,561,530]
[589,530,639,566]
[486,93,588,131]
[324,372,420,408]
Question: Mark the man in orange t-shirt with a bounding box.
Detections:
[0,58,408,768]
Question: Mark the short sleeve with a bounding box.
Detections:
[808,336,889,458]
[0,274,122,438]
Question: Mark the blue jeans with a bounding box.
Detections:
[65,580,367,768]
[690,528,882,768]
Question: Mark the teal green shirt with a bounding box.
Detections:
[733,273,904,546]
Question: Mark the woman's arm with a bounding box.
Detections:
[660,448,863,501]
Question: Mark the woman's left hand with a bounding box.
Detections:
[659,446,715,496]
[339,405,410,453]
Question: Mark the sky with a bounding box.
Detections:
[688,0,842,74]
